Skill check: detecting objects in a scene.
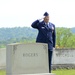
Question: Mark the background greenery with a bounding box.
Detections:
[0,27,75,48]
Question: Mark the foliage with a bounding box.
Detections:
[56,27,75,48]
[0,27,38,48]
[0,27,75,48]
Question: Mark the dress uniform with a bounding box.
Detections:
[31,12,56,73]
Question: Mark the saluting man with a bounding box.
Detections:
[31,12,56,73]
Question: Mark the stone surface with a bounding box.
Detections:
[0,48,6,69]
[6,43,49,75]
[52,49,75,64]
[1,48,75,70]
[13,73,55,75]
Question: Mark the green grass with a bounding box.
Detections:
[0,70,6,75]
[52,69,75,75]
[0,69,75,75]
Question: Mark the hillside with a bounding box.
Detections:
[0,27,75,48]
[0,27,75,41]
[0,27,38,41]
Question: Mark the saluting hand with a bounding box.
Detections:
[38,16,45,21]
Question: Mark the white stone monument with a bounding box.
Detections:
[52,49,75,64]
[6,43,55,75]
[0,48,6,69]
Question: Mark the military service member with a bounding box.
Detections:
[31,12,56,73]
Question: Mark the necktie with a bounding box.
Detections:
[46,23,48,28]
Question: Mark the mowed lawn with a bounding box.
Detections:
[0,70,6,75]
[52,69,75,75]
[0,69,75,75]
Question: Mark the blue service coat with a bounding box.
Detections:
[31,20,56,51]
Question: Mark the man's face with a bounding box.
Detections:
[44,16,49,23]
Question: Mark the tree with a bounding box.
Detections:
[56,27,73,48]
[67,34,75,48]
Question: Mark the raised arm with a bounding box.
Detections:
[31,20,40,29]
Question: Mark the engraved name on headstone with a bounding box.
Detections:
[52,49,75,64]
[6,43,53,75]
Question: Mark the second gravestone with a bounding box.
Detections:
[6,43,55,75]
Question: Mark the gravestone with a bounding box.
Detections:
[6,43,55,75]
[52,49,75,64]
[0,48,6,69]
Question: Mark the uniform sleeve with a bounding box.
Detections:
[31,20,40,29]
[52,25,56,47]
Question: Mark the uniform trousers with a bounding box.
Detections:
[48,50,53,73]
